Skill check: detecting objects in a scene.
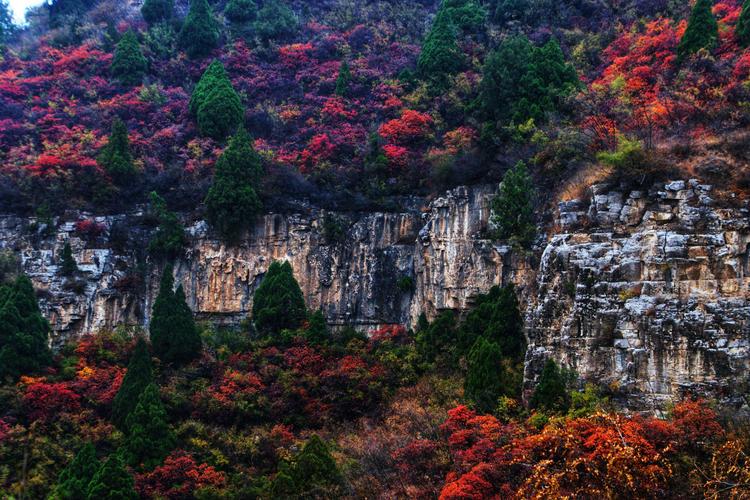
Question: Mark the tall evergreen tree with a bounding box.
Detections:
[0,0,14,44]
[110,30,147,87]
[677,0,718,61]
[272,435,342,496]
[204,127,262,240]
[458,285,524,358]
[491,161,535,247]
[189,60,227,115]
[416,310,457,366]
[530,358,571,413]
[417,9,462,91]
[53,442,100,500]
[197,76,244,140]
[141,0,173,25]
[334,60,352,97]
[122,383,175,469]
[59,242,78,276]
[0,275,51,382]
[225,0,257,23]
[305,310,330,345]
[86,454,137,500]
[464,336,504,413]
[98,119,137,186]
[178,0,219,59]
[111,337,153,429]
[253,0,297,44]
[252,261,306,335]
[150,265,201,365]
[738,0,750,47]
[147,192,186,260]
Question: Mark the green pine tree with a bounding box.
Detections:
[190,60,227,115]
[677,0,718,61]
[441,0,487,33]
[110,29,147,87]
[150,265,201,366]
[98,119,137,186]
[86,454,137,500]
[286,435,343,496]
[305,310,330,345]
[111,337,153,430]
[204,127,262,240]
[738,0,750,47]
[147,192,186,260]
[53,442,100,500]
[491,161,535,247]
[59,242,78,276]
[530,358,571,413]
[253,0,297,45]
[334,60,351,97]
[225,0,257,23]
[252,261,306,335]
[458,285,524,359]
[0,275,52,382]
[417,9,463,91]
[122,383,175,470]
[464,336,504,413]
[415,310,457,366]
[197,76,244,140]
[141,0,173,25]
[178,0,219,59]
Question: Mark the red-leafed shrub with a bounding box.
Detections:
[135,451,226,499]
[379,110,433,145]
[75,219,106,239]
[22,381,82,423]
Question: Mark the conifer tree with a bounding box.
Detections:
[98,119,137,186]
[141,0,173,25]
[416,310,457,365]
[253,0,297,44]
[59,242,78,276]
[197,76,244,140]
[334,60,351,97]
[150,266,201,366]
[204,127,262,240]
[530,358,571,413]
[54,442,100,500]
[110,30,147,87]
[122,383,175,469]
[86,454,137,500]
[252,261,306,335]
[0,275,52,382]
[491,161,535,247]
[147,192,186,260]
[458,285,524,358]
[111,337,153,430]
[464,336,504,413]
[738,0,750,47]
[225,0,257,23]
[677,0,718,61]
[189,60,227,116]
[305,310,329,345]
[274,435,342,496]
[417,9,462,91]
[0,0,14,44]
[178,0,219,59]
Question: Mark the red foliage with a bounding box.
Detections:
[135,451,226,499]
[22,381,82,423]
[379,110,433,145]
[75,219,106,238]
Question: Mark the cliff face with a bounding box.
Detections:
[1,180,748,409]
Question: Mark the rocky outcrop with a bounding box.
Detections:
[526,180,750,410]
[2,179,748,410]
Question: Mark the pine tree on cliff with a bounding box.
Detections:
[150,265,201,366]
[530,358,570,413]
[490,161,535,248]
[98,119,137,186]
[464,336,504,413]
[417,9,462,91]
[53,442,100,500]
[737,0,750,47]
[110,29,147,87]
[677,0,718,61]
[0,275,52,382]
[178,0,219,59]
[86,454,137,500]
[111,337,153,429]
[252,261,306,335]
[122,383,175,469]
[204,127,262,241]
[60,242,78,276]
[141,0,173,25]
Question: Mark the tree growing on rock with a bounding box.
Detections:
[491,161,535,248]
[59,242,78,276]
[252,261,306,335]
[150,265,201,366]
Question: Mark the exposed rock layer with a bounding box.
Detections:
[1,180,748,409]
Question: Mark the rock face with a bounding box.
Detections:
[526,180,750,410]
[1,180,748,410]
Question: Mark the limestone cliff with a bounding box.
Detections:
[1,180,748,409]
